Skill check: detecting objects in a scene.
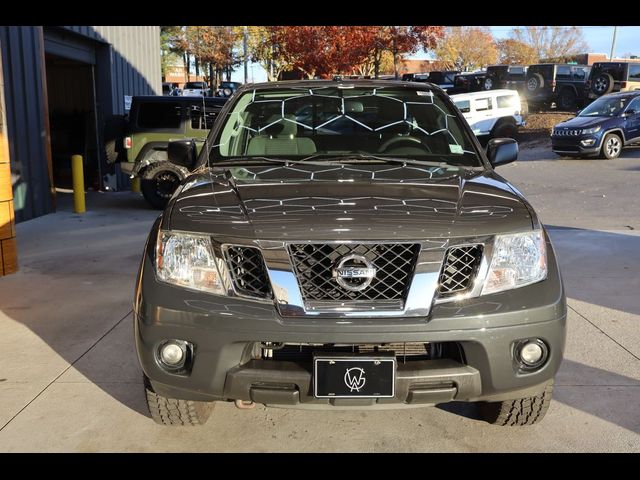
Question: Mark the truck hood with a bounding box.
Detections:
[167,164,534,240]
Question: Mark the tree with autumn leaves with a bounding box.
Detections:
[435,27,499,71]
[256,26,444,79]
[162,26,590,85]
[161,26,240,90]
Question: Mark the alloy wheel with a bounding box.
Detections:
[155,171,181,198]
[606,136,621,157]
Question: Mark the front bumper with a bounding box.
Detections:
[134,225,567,409]
[551,134,603,155]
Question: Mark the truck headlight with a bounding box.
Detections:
[482,230,547,295]
[581,126,602,135]
[155,231,227,295]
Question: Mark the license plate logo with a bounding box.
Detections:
[344,367,366,392]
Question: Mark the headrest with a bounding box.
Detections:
[345,100,364,113]
[262,114,298,137]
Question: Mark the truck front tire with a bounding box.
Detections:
[144,376,214,426]
[477,380,554,426]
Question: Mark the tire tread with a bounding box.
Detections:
[144,382,213,426]
[479,380,554,426]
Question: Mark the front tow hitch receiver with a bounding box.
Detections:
[234,399,256,409]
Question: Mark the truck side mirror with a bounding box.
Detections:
[167,139,197,170]
[487,138,518,167]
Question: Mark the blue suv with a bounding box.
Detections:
[551,91,640,159]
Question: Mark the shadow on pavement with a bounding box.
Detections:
[437,360,640,434]
[546,225,640,316]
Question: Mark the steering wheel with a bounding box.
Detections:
[378,135,431,153]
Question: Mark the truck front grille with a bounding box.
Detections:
[288,243,420,302]
[224,246,271,298]
[437,245,483,296]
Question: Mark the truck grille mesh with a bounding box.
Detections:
[224,246,271,298]
[288,243,420,302]
[437,245,483,296]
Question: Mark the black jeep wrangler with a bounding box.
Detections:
[483,65,528,92]
[586,61,640,101]
[524,63,591,111]
[448,72,487,95]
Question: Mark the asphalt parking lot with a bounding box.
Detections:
[0,141,639,452]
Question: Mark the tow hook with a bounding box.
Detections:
[234,399,256,409]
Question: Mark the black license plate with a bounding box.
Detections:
[313,357,396,398]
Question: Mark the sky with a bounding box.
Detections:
[230,26,640,84]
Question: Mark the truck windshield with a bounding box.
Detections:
[208,85,481,167]
[579,96,629,117]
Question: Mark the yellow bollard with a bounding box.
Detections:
[131,176,141,193]
[71,154,85,213]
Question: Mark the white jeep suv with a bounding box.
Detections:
[450,89,525,139]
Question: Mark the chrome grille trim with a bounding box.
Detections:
[223,245,272,299]
[437,245,483,296]
[553,128,581,136]
[288,243,421,304]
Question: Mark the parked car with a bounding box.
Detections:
[135,79,565,427]
[182,81,210,97]
[424,70,460,92]
[448,72,487,95]
[162,82,173,96]
[483,65,528,92]
[114,95,227,208]
[401,73,430,82]
[525,63,591,111]
[551,91,640,159]
[450,89,525,139]
[586,61,640,101]
[216,81,242,98]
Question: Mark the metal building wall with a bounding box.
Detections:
[0,27,54,223]
[62,26,161,113]
[0,26,161,223]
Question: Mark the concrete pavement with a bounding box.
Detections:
[0,150,639,452]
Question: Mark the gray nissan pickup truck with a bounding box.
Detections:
[134,79,566,427]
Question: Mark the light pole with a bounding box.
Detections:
[610,26,618,60]
[243,26,248,84]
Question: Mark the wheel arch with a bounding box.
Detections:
[490,116,518,137]
[558,85,579,98]
[601,128,626,146]
[132,142,171,176]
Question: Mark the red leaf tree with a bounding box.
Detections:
[270,26,376,79]
[253,26,445,80]
[365,26,445,78]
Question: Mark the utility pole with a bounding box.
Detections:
[610,26,618,60]
[243,26,248,84]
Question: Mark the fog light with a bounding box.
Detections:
[516,339,548,370]
[521,343,543,364]
[581,139,596,147]
[159,341,185,367]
